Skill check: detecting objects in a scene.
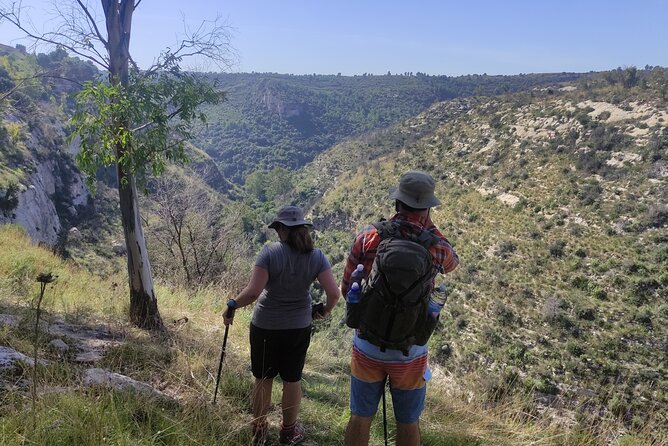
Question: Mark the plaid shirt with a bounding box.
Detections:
[341,212,459,295]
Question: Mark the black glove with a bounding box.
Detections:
[311,302,324,318]
[224,299,237,319]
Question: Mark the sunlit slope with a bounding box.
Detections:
[304,72,668,429]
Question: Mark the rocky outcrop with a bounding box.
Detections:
[0,164,62,245]
[188,157,233,194]
[0,158,90,246]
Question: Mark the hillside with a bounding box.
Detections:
[1,224,659,446]
[1,43,667,443]
[0,45,100,247]
[302,68,668,435]
[195,72,582,183]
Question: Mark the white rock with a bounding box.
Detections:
[48,339,70,353]
[83,368,166,399]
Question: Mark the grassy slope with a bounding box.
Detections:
[1,224,656,445]
[303,74,668,441]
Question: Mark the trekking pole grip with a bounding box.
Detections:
[225,299,237,320]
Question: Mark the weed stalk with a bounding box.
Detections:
[31,272,55,430]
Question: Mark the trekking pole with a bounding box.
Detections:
[382,378,388,446]
[213,306,235,404]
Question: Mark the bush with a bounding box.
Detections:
[0,183,20,214]
[527,375,559,395]
[632,307,653,327]
[643,204,668,229]
[566,341,584,356]
[608,394,630,418]
[496,240,517,258]
[575,305,596,321]
[574,248,587,258]
[542,296,566,321]
[591,286,608,300]
[571,275,590,290]
[492,301,515,325]
[577,182,602,206]
[0,66,14,92]
[549,240,567,257]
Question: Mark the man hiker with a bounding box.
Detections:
[341,170,459,446]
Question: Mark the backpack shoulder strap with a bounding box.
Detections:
[372,220,399,241]
[373,220,440,249]
[415,228,441,250]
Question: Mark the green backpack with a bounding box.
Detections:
[355,221,440,354]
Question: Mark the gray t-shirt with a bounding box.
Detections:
[251,242,331,330]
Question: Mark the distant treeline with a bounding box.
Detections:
[195,71,583,183]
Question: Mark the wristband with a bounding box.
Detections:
[226,299,237,318]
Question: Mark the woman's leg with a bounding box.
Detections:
[281,380,302,426]
[253,377,274,423]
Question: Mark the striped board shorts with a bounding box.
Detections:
[349,335,429,424]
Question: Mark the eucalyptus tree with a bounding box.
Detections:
[0,1,234,329]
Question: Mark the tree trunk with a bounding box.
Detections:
[117,163,163,330]
[104,0,163,330]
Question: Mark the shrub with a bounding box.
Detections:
[608,394,630,418]
[591,286,608,300]
[574,248,587,258]
[633,278,660,299]
[492,301,515,325]
[643,204,668,229]
[527,375,559,395]
[566,341,584,356]
[577,182,602,206]
[542,296,566,321]
[575,305,596,321]
[0,182,20,214]
[632,307,653,327]
[481,326,502,346]
[506,343,528,361]
[571,275,591,291]
[496,240,517,258]
[549,240,567,257]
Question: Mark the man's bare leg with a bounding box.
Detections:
[344,414,373,446]
[396,421,420,446]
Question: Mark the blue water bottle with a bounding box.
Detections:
[350,264,364,291]
[347,282,361,304]
[417,283,448,345]
[345,264,364,328]
[429,283,448,319]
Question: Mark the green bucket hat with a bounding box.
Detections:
[389,170,441,209]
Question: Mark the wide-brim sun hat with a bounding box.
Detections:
[389,170,441,209]
[268,205,313,229]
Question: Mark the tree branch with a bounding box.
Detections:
[144,15,236,74]
[0,4,110,69]
[75,0,108,47]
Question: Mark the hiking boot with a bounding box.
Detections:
[251,420,269,446]
[279,421,305,445]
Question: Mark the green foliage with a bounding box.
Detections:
[0,181,19,213]
[71,70,224,189]
[243,166,294,203]
[194,72,582,182]
[0,65,14,92]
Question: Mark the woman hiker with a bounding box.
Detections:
[223,205,340,445]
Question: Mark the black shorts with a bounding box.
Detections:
[249,323,312,382]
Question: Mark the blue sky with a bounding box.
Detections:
[1,0,667,75]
